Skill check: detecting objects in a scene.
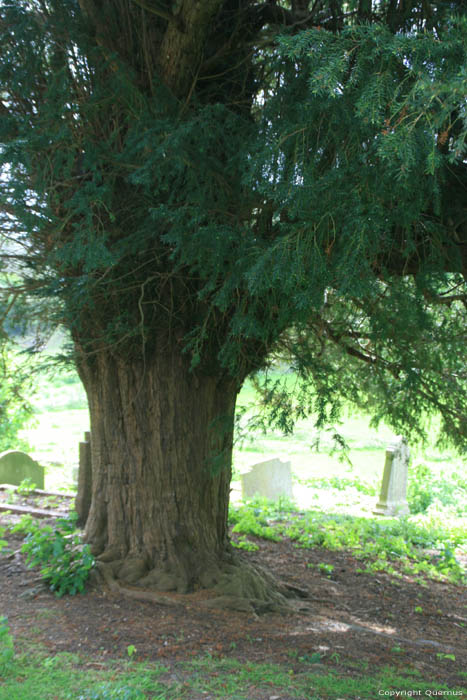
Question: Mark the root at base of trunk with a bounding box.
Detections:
[91,553,309,615]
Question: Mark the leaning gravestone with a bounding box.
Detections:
[0,450,45,489]
[374,436,410,517]
[75,431,92,527]
[241,458,293,501]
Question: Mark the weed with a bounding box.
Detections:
[436,653,456,662]
[229,500,282,541]
[231,535,259,551]
[126,645,137,658]
[229,500,466,585]
[17,478,37,496]
[317,562,335,577]
[11,512,95,596]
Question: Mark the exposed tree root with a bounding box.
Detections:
[91,552,310,615]
[92,562,184,607]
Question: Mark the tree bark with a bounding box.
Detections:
[77,341,238,594]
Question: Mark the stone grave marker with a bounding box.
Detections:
[0,450,44,489]
[374,436,410,517]
[241,458,293,501]
[75,431,92,527]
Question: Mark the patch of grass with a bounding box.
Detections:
[0,648,170,700]
[0,617,14,675]
[182,655,466,699]
[1,629,466,700]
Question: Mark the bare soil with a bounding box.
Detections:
[0,499,466,693]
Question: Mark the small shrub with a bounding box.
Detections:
[407,462,467,515]
[12,513,95,596]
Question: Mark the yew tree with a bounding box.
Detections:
[0,0,466,609]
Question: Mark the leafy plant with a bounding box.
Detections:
[231,535,259,551]
[17,478,37,496]
[407,462,467,516]
[13,513,95,596]
[229,500,467,584]
[318,562,335,577]
[436,653,456,662]
[229,500,282,542]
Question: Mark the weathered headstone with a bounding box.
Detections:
[75,431,92,527]
[0,450,44,489]
[374,436,410,517]
[241,458,293,501]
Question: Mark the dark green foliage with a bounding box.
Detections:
[13,513,95,597]
[0,1,466,449]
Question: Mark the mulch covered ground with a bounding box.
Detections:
[0,497,466,694]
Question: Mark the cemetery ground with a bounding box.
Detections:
[0,372,466,698]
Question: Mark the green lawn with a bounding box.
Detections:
[1,639,465,700]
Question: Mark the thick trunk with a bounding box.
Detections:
[77,343,238,594]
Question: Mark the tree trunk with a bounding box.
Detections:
[77,343,239,594]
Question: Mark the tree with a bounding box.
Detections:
[0,0,466,610]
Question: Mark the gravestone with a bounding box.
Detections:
[374,436,410,517]
[240,458,293,501]
[75,431,92,527]
[0,450,44,489]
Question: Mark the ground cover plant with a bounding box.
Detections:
[229,498,467,585]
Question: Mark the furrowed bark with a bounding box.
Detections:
[78,342,237,593]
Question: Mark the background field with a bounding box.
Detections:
[18,366,466,517]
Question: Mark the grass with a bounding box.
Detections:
[0,635,465,700]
